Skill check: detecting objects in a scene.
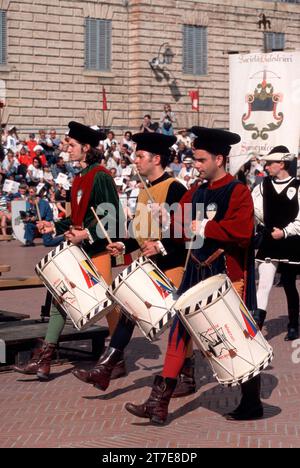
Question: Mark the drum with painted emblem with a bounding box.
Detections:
[173,274,273,386]
[35,242,114,330]
[107,256,178,341]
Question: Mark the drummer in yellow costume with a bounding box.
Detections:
[13,122,124,380]
[72,132,196,397]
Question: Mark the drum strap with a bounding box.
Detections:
[191,248,224,268]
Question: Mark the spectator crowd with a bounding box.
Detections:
[0,110,300,243]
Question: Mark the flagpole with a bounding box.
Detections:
[198,87,200,126]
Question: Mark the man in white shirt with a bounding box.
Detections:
[252,146,300,340]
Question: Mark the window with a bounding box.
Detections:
[264,1,300,3]
[0,10,7,66]
[85,18,111,71]
[183,25,207,76]
[264,32,285,52]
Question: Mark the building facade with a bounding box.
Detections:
[0,0,299,136]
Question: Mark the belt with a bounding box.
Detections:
[191,248,224,268]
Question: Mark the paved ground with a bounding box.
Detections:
[1,240,300,448]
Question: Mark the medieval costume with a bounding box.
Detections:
[72,132,192,394]
[252,146,300,340]
[125,126,263,424]
[13,122,123,379]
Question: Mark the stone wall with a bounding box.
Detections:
[0,0,299,137]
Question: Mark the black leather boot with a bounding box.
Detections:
[172,354,196,398]
[284,325,299,341]
[224,375,263,420]
[72,347,125,390]
[252,309,267,330]
[125,375,177,425]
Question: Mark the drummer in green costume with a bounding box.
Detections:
[13,121,125,380]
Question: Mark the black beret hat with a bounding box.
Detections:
[68,121,106,147]
[132,132,177,155]
[189,126,241,157]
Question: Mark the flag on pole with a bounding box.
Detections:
[102,86,108,111]
[189,90,199,111]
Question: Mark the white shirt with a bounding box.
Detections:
[27,164,44,180]
[252,176,300,237]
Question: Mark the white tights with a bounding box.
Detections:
[256,261,278,311]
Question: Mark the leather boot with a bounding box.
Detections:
[72,347,124,390]
[172,355,196,398]
[252,309,267,330]
[284,326,299,341]
[224,375,263,420]
[13,340,57,381]
[125,375,177,425]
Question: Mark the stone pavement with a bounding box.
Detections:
[1,241,300,448]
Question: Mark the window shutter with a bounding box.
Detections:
[0,10,7,66]
[85,18,111,71]
[264,32,285,52]
[183,25,207,76]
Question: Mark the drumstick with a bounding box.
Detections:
[91,207,112,243]
[184,211,201,272]
[91,207,124,265]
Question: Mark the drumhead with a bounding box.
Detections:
[174,274,228,310]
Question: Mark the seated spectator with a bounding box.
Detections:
[121,131,135,151]
[139,114,159,133]
[43,165,55,186]
[120,158,133,178]
[33,145,47,167]
[0,190,11,236]
[57,141,70,163]
[18,146,33,167]
[48,190,66,221]
[106,143,121,172]
[5,126,19,153]
[26,158,44,184]
[177,128,192,148]
[177,141,190,163]
[51,156,70,180]
[177,156,199,182]
[169,155,182,178]
[103,130,118,152]
[1,149,20,180]
[23,187,62,247]
[38,129,58,165]
[26,133,38,159]
[15,183,28,200]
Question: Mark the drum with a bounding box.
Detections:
[173,274,273,387]
[107,256,178,341]
[35,242,113,330]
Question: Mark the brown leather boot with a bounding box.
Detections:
[13,340,57,381]
[72,347,124,390]
[125,375,177,425]
[172,355,196,398]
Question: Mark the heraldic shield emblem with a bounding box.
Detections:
[242,69,284,140]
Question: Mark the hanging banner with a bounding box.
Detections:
[229,51,300,175]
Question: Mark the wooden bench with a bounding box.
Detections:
[0,276,44,291]
[0,265,45,322]
[0,265,11,275]
[0,235,12,242]
[0,320,109,370]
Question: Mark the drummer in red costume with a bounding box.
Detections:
[125,126,263,424]
[13,122,124,380]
